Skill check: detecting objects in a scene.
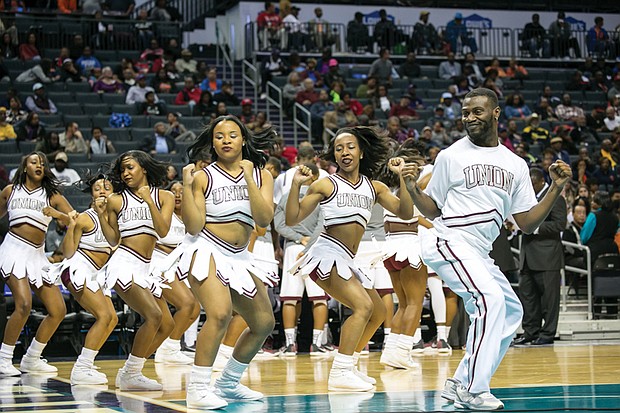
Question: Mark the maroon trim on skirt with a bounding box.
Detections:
[383,254,410,272]
[376,288,394,295]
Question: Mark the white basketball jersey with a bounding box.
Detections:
[7,185,52,232]
[425,137,537,254]
[320,174,376,229]
[157,213,185,248]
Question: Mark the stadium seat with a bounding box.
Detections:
[66,83,93,94]
[74,92,104,104]
[102,128,133,142]
[0,141,19,154]
[91,114,112,128]
[83,104,111,116]
[101,94,127,105]
[56,102,84,115]
[111,104,138,116]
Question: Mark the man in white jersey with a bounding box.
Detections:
[403,88,572,410]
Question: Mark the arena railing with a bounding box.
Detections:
[562,240,593,320]
[215,20,235,84]
[293,102,312,147]
[241,59,259,109]
[265,81,284,136]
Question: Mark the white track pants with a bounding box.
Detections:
[420,228,523,394]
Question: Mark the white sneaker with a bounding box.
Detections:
[117,370,163,391]
[328,368,374,392]
[215,381,263,401]
[380,348,418,369]
[455,385,505,410]
[212,351,230,372]
[187,382,228,410]
[154,348,194,365]
[440,377,460,402]
[353,366,376,385]
[70,366,108,385]
[0,358,21,377]
[19,356,58,373]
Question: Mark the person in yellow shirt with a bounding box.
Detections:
[0,107,16,141]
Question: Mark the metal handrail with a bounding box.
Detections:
[293,102,312,147]
[215,21,234,83]
[265,81,284,135]
[241,59,258,107]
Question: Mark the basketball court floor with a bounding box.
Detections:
[1,342,618,412]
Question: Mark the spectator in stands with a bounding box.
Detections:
[506,58,529,81]
[18,32,41,61]
[89,126,116,154]
[573,158,594,184]
[59,58,86,83]
[556,93,585,121]
[60,121,88,154]
[193,90,215,117]
[549,136,571,164]
[607,74,620,101]
[521,113,550,144]
[515,142,538,166]
[141,121,176,154]
[413,10,440,55]
[430,120,451,147]
[538,85,561,108]
[356,75,378,100]
[548,11,581,59]
[324,59,345,90]
[498,128,515,152]
[309,89,333,143]
[389,94,418,123]
[68,34,85,61]
[139,38,164,62]
[165,112,196,142]
[386,116,409,143]
[454,74,473,99]
[587,105,607,132]
[368,48,394,87]
[534,97,558,121]
[282,72,302,117]
[103,0,135,16]
[504,93,533,120]
[593,157,618,192]
[134,8,155,49]
[566,70,591,91]
[373,8,400,51]
[426,105,451,130]
[248,110,271,133]
[398,52,421,79]
[25,83,58,114]
[75,46,102,76]
[17,112,46,142]
[506,119,523,144]
[92,66,124,94]
[592,70,611,94]
[300,57,323,88]
[587,17,614,59]
[15,58,57,83]
[138,90,167,116]
[50,151,80,186]
[295,77,320,107]
[283,6,309,52]
[81,0,103,14]
[342,91,363,116]
[308,7,334,52]
[463,52,484,82]
[239,99,256,125]
[595,138,619,169]
[418,125,440,153]
[328,80,345,103]
[438,52,461,80]
[0,32,17,60]
[174,75,201,109]
[563,199,588,278]
[522,13,550,58]
[570,117,599,147]
[149,68,173,94]
[213,81,240,107]
[445,12,477,54]
[450,118,467,141]
[6,96,26,125]
[485,58,507,78]
[483,69,504,98]
[259,49,286,99]
[0,107,15,141]
[149,0,172,21]
[126,74,158,105]
[322,100,358,146]
[257,2,283,51]
[372,84,393,116]
[174,49,197,75]
[406,84,425,109]
[121,66,137,90]
[316,48,332,75]
[604,107,620,131]
[347,11,371,53]
[440,92,461,121]
[213,101,228,118]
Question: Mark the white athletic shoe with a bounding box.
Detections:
[214,381,264,401]
[380,348,418,369]
[328,368,374,392]
[116,369,163,391]
[70,366,108,385]
[353,366,376,385]
[212,351,230,372]
[187,382,228,410]
[154,348,194,365]
[19,356,58,373]
[0,358,21,377]
[455,385,505,410]
[440,377,460,402]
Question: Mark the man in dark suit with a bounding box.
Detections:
[515,167,567,345]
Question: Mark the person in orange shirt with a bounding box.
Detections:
[506,58,529,80]
[485,57,507,78]
[57,0,77,14]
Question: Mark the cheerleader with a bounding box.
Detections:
[98,150,175,391]
[152,180,200,365]
[377,139,432,368]
[286,127,415,392]
[0,152,75,376]
[55,172,118,384]
[182,115,277,410]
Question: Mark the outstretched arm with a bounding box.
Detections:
[401,162,441,220]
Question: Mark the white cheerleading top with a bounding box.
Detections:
[384,164,434,225]
[78,209,112,254]
[203,162,262,228]
[7,185,52,232]
[117,187,161,239]
[425,137,537,254]
[157,213,185,248]
[321,174,376,229]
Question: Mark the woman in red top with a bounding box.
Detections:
[19,32,41,61]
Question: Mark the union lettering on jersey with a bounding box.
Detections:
[463,164,515,195]
[120,206,152,222]
[9,197,46,212]
[212,185,250,205]
[336,193,373,211]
